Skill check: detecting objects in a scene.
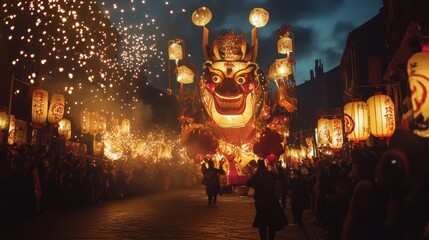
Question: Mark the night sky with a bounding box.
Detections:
[99,0,383,93]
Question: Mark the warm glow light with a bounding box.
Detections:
[367,93,396,137]
[191,6,212,26]
[407,50,429,137]
[317,118,330,146]
[249,8,269,28]
[343,100,370,141]
[32,88,49,126]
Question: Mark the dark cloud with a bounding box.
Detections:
[321,47,342,67]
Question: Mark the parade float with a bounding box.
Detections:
[176,7,298,186]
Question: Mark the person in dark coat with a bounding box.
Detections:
[247,159,288,240]
[201,158,225,206]
[289,169,309,227]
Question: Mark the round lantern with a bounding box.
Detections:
[0,112,9,130]
[249,8,269,28]
[89,112,99,135]
[317,118,330,146]
[191,6,212,27]
[343,100,370,141]
[275,57,293,78]
[121,118,130,135]
[58,118,71,140]
[367,92,396,137]
[177,65,195,84]
[168,42,183,62]
[47,93,65,126]
[8,115,16,145]
[277,34,293,54]
[407,50,429,137]
[32,88,49,127]
[80,110,91,134]
[329,118,343,150]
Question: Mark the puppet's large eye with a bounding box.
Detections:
[237,76,246,85]
[212,75,221,83]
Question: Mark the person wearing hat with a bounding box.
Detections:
[247,159,288,240]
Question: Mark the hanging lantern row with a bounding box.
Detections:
[407,45,429,138]
[343,93,396,142]
[317,118,344,150]
[31,88,66,129]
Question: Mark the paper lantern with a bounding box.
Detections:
[305,137,314,158]
[407,50,429,137]
[121,118,130,135]
[177,65,195,84]
[32,88,49,126]
[367,92,396,137]
[168,42,183,61]
[191,6,212,26]
[343,100,370,141]
[58,118,71,140]
[317,118,330,146]
[267,61,279,81]
[8,115,15,145]
[249,8,269,28]
[98,114,107,134]
[89,112,99,135]
[47,93,65,125]
[275,57,293,77]
[277,34,293,54]
[0,112,8,130]
[80,110,91,134]
[329,118,343,150]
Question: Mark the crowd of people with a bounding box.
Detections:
[0,142,198,228]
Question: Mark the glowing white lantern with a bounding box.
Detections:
[277,34,293,54]
[407,50,429,137]
[267,61,279,81]
[177,65,195,84]
[329,118,343,150]
[121,118,130,135]
[317,118,330,146]
[58,118,71,140]
[80,110,91,134]
[305,137,314,158]
[275,57,294,77]
[249,8,269,28]
[192,6,212,26]
[168,42,183,61]
[32,88,49,127]
[343,100,370,141]
[367,92,396,137]
[8,115,16,145]
[0,112,8,130]
[89,112,99,135]
[47,93,65,125]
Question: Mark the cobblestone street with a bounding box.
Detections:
[3,186,310,240]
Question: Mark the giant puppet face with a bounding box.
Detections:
[199,31,264,129]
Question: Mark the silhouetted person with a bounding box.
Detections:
[201,158,225,206]
[289,169,308,227]
[247,159,288,240]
